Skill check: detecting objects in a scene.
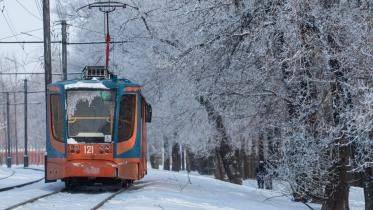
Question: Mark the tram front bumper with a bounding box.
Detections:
[46,158,140,180]
[65,160,118,178]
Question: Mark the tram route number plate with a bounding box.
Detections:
[84,145,94,154]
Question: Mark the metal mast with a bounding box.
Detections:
[77,1,127,70]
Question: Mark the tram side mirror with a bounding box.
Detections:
[145,104,152,123]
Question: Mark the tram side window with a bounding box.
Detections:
[118,94,136,142]
[50,95,63,142]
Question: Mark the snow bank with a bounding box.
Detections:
[101,169,321,210]
[349,187,365,210]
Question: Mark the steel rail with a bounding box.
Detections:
[90,187,129,210]
[4,189,63,210]
[0,177,44,192]
[0,168,44,192]
[0,169,15,181]
[4,185,129,210]
[23,167,45,172]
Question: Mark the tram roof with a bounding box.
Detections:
[49,77,141,90]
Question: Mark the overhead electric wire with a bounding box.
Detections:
[4,8,20,39]
[21,32,42,40]
[70,24,107,35]
[1,7,26,52]
[34,0,43,17]
[1,9,18,41]
[0,72,80,75]
[15,0,42,21]
[0,28,43,41]
[2,8,16,34]
[56,0,64,20]
[0,40,128,44]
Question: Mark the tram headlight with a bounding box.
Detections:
[69,145,75,153]
[104,145,110,153]
[99,145,105,154]
[69,145,80,154]
[75,146,80,154]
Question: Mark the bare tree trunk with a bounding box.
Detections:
[181,145,185,171]
[186,149,198,172]
[172,143,181,172]
[323,59,350,210]
[185,148,191,173]
[322,143,350,210]
[163,137,170,171]
[214,148,225,180]
[258,133,264,162]
[248,139,258,179]
[197,96,242,185]
[364,166,373,210]
[241,139,251,179]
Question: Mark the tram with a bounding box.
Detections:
[45,66,152,188]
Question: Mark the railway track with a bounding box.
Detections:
[4,185,131,210]
[0,167,44,192]
[23,167,45,172]
[90,187,127,210]
[4,189,63,210]
[0,169,15,181]
[0,168,132,209]
[0,177,44,192]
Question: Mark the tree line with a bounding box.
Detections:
[62,1,372,209]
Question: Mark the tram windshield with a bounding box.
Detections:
[67,90,115,143]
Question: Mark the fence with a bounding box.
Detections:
[0,149,45,166]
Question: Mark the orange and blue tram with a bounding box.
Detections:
[45,66,152,188]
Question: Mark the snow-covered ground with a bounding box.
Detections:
[0,167,365,210]
[102,170,320,210]
[349,187,365,210]
[243,177,365,210]
[0,166,44,188]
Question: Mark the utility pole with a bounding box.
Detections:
[61,20,67,81]
[6,93,11,168]
[23,79,28,167]
[43,0,52,156]
[13,93,18,165]
[43,0,52,91]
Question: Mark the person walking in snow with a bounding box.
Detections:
[256,161,266,189]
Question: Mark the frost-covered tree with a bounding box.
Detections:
[60,0,372,208]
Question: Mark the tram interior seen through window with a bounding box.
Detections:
[118,94,136,142]
[50,94,64,142]
[67,90,115,143]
